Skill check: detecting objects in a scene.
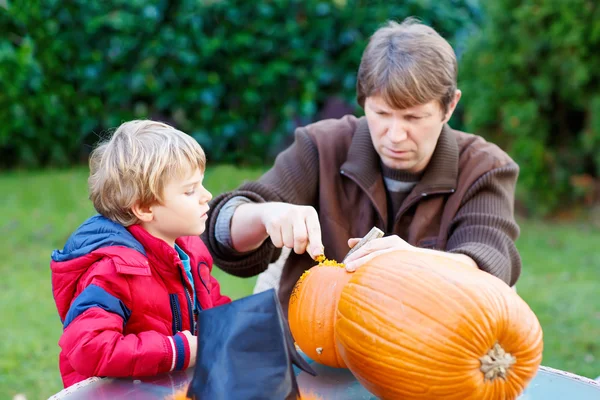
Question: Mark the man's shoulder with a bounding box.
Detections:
[301,115,362,141]
[452,128,517,171]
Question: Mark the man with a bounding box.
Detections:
[203,18,521,315]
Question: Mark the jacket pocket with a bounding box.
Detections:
[169,294,182,334]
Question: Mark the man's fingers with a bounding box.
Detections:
[348,238,361,248]
[267,224,284,248]
[343,239,384,263]
[305,210,324,258]
[344,236,406,263]
[292,216,309,254]
[345,248,396,272]
[281,221,295,249]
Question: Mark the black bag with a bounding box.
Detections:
[187,289,317,400]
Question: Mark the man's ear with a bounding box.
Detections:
[443,89,462,123]
[131,202,153,223]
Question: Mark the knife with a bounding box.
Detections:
[341,226,384,263]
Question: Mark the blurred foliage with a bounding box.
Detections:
[0,0,479,167]
[460,1,600,215]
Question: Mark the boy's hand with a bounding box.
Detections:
[259,202,324,259]
[181,330,197,367]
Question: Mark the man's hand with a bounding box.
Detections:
[344,235,478,272]
[344,235,414,272]
[181,330,197,368]
[260,203,324,258]
[231,202,324,259]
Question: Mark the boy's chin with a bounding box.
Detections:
[174,226,206,238]
[191,226,206,236]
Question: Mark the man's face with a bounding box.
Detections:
[364,92,460,173]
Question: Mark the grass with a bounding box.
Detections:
[0,165,598,399]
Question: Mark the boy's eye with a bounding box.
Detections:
[376,111,389,116]
[185,189,195,196]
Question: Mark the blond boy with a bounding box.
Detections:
[51,120,230,387]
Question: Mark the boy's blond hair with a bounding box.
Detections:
[356,18,458,114]
[88,120,206,226]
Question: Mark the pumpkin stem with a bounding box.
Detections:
[479,342,516,381]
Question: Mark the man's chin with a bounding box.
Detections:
[382,158,415,171]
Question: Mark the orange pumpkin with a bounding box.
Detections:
[335,250,544,400]
[288,257,352,368]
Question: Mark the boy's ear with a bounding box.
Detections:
[131,202,154,222]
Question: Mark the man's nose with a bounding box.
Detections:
[388,119,408,143]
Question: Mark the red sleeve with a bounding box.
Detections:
[59,262,192,378]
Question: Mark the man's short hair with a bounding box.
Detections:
[356,18,458,114]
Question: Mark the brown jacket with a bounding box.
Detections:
[204,116,521,314]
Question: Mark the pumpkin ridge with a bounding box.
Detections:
[491,304,543,377]
[371,261,507,348]
[338,340,480,398]
[337,311,478,370]
[289,262,351,368]
[340,339,496,399]
[338,285,483,360]
[335,251,543,399]
[343,270,491,355]
[385,265,536,379]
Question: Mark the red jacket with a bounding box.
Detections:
[50,215,231,387]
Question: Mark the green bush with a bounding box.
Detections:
[0,0,478,167]
[459,1,600,215]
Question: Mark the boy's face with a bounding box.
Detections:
[364,91,460,173]
[142,167,212,246]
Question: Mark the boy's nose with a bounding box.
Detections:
[201,187,213,202]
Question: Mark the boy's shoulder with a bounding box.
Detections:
[59,243,151,293]
[51,215,151,284]
[52,215,146,262]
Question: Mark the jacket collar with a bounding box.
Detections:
[340,118,458,222]
[341,117,458,193]
[128,225,183,274]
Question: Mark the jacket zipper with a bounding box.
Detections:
[184,286,195,335]
[178,269,195,335]
[169,294,182,334]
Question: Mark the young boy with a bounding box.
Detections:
[50,120,231,388]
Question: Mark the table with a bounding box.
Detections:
[49,356,600,400]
